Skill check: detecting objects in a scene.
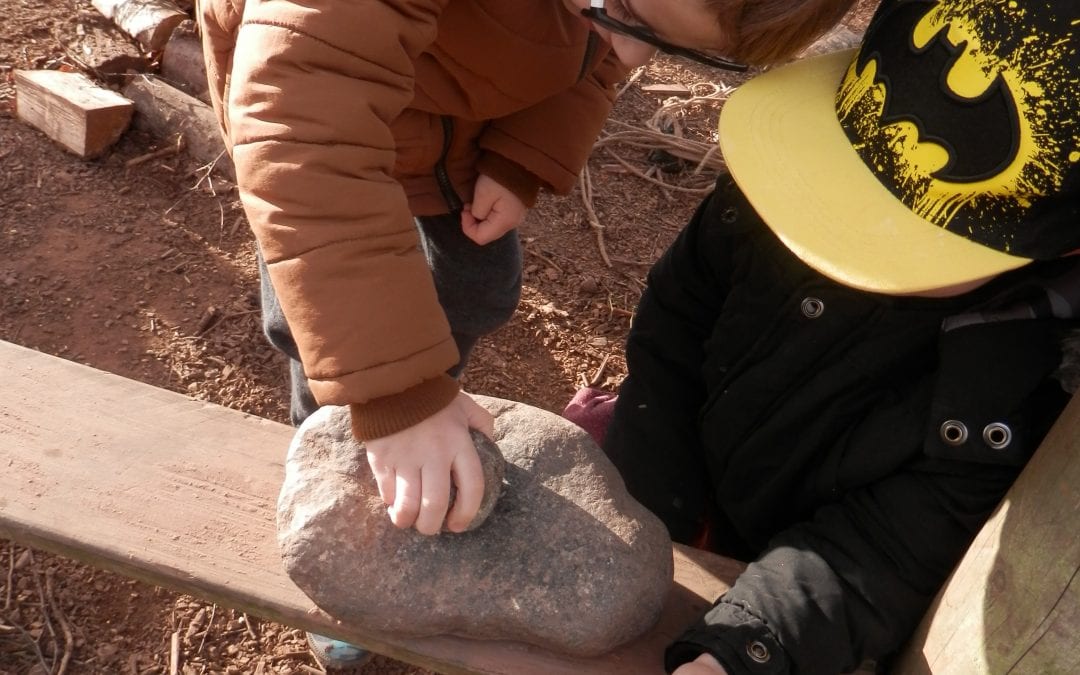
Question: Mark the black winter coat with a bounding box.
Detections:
[604,177,1077,675]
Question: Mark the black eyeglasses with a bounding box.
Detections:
[581,3,748,72]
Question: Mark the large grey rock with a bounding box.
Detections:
[277,395,674,657]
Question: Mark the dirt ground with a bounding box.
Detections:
[1,2,875,673]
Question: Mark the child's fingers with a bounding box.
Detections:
[388,470,422,529]
[368,458,396,506]
[460,205,476,229]
[445,446,484,532]
[414,463,451,535]
[462,395,496,439]
[465,214,516,246]
[469,190,495,221]
[460,209,486,245]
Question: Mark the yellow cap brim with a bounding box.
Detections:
[719,49,1031,295]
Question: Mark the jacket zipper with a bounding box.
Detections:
[434,33,598,212]
[578,31,600,83]
[435,115,464,212]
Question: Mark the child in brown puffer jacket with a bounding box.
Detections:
[198,0,856,541]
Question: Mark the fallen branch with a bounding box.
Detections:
[195,604,216,655]
[169,630,180,675]
[4,544,13,611]
[45,571,74,675]
[126,134,184,167]
[29,551,61,673]
[602,149,714,195]
[0,611,50,673]
[523,246,565,274]
[92,0,187,52]
[576,80,734,266]
[588,354,611,387]
[579,165,612,267]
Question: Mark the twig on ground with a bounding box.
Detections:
[28,551,60,673]
[126,135,185,168]
[267,650,310,662]
[215,198,227,241]
[523,246,564,274]
[184,608,207,643]
[615,66,645,99]
[45,571,74,675]
[170,630,181,675]
[195,306,220,335]
[195,604,217,655]
[593,81,735,178]
[189,151,230,192]
[579,165,612,267]
[229,215,246,237]
[603,149,715,194]
[588,354,611,387]
[0,610,51,674]
[4,543,14,611]
[608,256,654,267]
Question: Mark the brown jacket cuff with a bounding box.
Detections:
[477,152,542,208]
[349,375,461,441]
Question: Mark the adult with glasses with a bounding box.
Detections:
[197,0,856,669]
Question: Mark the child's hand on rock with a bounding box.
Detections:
[364,392,495,534]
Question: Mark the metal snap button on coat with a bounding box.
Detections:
[800,297,825,318]
[746,640,771,664]
[983,422,1013,450]
[721,207,739,224]
[940,420,968,446]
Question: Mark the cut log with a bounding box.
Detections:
[122,74,235,180]
[14,69,133,159]
[161,20,209,103]
[894,391,1080,674]
[67,8,149,80]
[91,0,188,52]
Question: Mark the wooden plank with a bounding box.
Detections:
[894,391,1080,674]
[0,340,744,675]
[14,69,133,158]
[641,84,692,97]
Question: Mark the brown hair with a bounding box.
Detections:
[706,0,860,64]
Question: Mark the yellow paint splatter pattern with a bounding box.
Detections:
[837,0,1080,252]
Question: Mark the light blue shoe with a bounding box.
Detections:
[306,632,373,671]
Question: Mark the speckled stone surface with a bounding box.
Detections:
[277,395,673,657]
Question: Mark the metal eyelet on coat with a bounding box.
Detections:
[983,422,1013,450]
[745,640,771,664]
[800,297,825,318]
[940,420,968,446]
[720,206,739,224]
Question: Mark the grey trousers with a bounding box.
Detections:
[259,212,523,426]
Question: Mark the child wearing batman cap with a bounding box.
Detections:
[566,0,1080,672]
